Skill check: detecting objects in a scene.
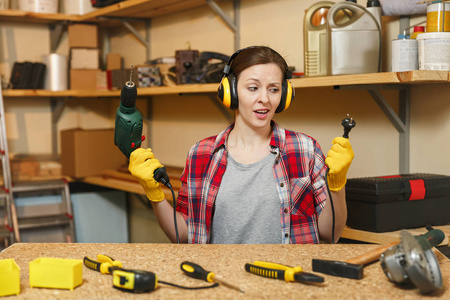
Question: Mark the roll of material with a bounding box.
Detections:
[43,54,68,91]
[380,0,427,16]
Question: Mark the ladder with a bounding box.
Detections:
[0,85,76,246]
[12,179,76,243]
[0,83,19,245]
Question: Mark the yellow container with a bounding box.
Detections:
[0,259,20,296]
[427,3,450,32]
[29,257,83,290]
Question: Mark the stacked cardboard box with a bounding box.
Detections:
[68,24,104,90]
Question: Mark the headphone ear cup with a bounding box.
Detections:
[228,73,239,110]
[276,79,294,113]
[218,73,238,110]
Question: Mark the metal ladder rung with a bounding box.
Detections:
[12,181,67,193]
[18,214,72,230]
[12,180,76,243]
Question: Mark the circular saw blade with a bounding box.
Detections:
[401,231,443,294]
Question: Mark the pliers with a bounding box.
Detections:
[245,261,324,284]
[83,254,123,274]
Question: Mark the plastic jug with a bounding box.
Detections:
[327,1,382,75]
[303,1,334,77]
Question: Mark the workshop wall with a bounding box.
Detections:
[108,0,449,177]
[0,0,448,180]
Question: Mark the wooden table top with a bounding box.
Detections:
[0,243,449,299]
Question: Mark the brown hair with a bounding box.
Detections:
[229,46,289,80]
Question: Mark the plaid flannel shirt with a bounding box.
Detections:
[176,121,328,244]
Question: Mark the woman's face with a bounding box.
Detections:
[236,63,283,129]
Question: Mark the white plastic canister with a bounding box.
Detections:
[18,0,58,13]
[391,34,418,72]
[416,32,450,71]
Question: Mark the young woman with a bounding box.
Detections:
[129,46,354,244]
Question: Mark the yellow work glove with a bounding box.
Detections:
[129,148,165,202]
[325,137,354,192]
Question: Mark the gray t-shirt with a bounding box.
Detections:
[210,152,282,244]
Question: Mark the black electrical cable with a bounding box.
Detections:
[169,186,180,244]
[324,168,336,244]
[159,281,219,290]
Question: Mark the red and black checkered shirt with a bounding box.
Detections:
[177,121,328,244]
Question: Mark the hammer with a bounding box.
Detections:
[312,227,444,280]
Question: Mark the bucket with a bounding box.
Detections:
[416,32,450,71]
[327,1,382,75]
[19,0,58,13]
[303,1,334,77]
[426,3,450,32]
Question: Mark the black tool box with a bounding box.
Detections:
[345,173,450,232]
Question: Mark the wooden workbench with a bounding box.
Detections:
[0,243,448,299]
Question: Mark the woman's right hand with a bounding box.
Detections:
[129,148,165,202]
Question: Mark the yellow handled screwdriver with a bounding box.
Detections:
[180,261,245,293]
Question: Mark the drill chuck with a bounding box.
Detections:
[121,81,137,108]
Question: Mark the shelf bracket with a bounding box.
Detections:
[206,0,240,51]
[336,84,410,174]
[121,19,151,61]
[49,22,68,53]
[51,98,66,155]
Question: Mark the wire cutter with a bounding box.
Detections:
[245,261,324,284]
[83,254,123,274]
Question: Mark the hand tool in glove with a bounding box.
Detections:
[129,148,166,202]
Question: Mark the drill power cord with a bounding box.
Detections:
[325,168,336,244]
[154,172,180,244]
[168,185,180,244]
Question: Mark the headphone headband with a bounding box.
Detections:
[224,46,292,79]
[218,46,295,113]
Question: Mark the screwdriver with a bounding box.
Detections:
[180,261,245,293]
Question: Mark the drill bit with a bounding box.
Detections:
[126,65,135,88]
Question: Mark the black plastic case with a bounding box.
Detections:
[345,173,450,232]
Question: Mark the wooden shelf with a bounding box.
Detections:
[2,71,449,99]
[0,0,219,25]
[0,9,76,24]
[78,0,214,23]
[294,70,450,88]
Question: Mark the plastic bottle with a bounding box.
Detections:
[366,0,382,29]
[327,1,381,75]
[303,1,334,77]
[410,26,425,39]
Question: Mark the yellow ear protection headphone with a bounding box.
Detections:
[217,47,295,113]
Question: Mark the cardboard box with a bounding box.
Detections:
[10,157,39,181]
[62,0,97,15]
[107,53,122,70]
[60,128,127,178]
[110,69,138,90]
[68,24,98,48]
[70,69,98,90]
[70,48,99,69]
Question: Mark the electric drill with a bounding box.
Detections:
[114,67,171,187]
